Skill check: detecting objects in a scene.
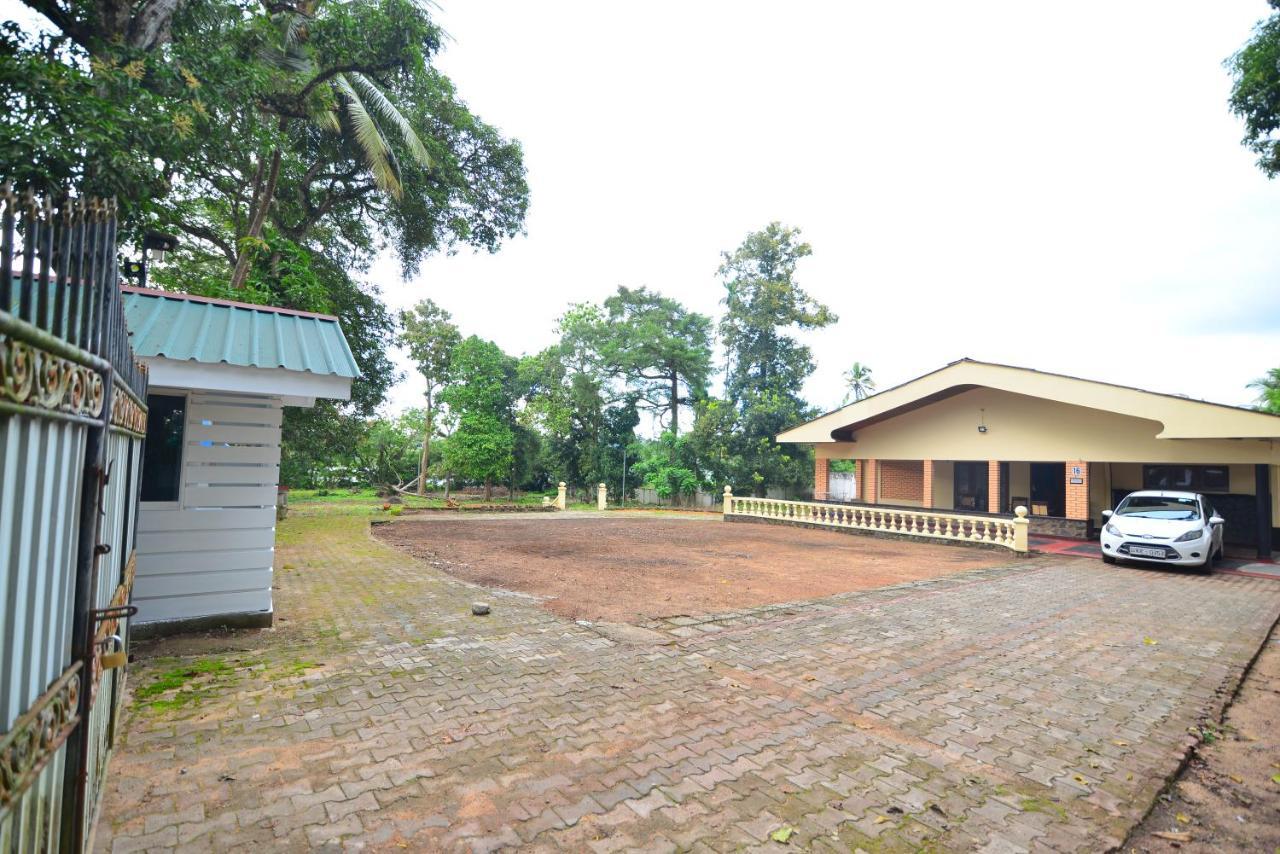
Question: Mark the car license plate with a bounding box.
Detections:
[1129,546,1166,558]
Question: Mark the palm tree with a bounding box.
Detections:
[842,362,875,404]
[229,3,431,289]
[1249,368,1280,414]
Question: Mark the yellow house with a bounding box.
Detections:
[777,359,1280,558]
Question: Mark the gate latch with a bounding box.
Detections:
[100,634,127,670]
[90,604,137,622]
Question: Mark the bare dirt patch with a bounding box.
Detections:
[1126,626,1280,853]
[373,514,1021,623]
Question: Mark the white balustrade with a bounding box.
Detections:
[721,490,1030,553]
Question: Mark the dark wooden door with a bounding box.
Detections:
[954,462,988,512]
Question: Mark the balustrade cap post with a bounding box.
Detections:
[722,485,732,517]
[1012,505,1030,553]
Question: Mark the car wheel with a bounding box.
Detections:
[1102,554,1117,565]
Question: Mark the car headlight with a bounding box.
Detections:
[1104,523,1122,536]
[1173,528,1205,543]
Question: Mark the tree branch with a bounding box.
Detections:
[21,0,89,46]
[172,220,236,264]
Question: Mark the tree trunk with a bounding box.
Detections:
[484,478,492,502]
[417,389,432,497]
[229,143,283,289]
[444,475,450,500]
[669,367,679,435]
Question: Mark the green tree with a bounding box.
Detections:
[715,223,836,494]
[401,299,461,495]
[354,410,424,490]
[632,432,700,503]
[521,304,615,491]
[599,287,712,435]
[1250,367,1280,413]
[842,362,875,404]
[1227,1,1280,177]
[439,336,517,500]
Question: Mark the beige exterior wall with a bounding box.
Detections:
[811,388,1280,465]
[931,460,955,510]
[1007,461,1031,506]
[1090,463,1111,514]
[1229,464,1256,494]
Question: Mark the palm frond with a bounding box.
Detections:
[347,72,431,167]
[282,11,309,48]
[315,109,341,133]
[334,74,401,197]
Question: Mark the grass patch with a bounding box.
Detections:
[1019,797,1068,820]
[134,659,233,700]
[134,657,258,714]
[270,659,321,680]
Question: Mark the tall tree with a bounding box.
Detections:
[401,300,461,495]
[600,286,712,435]
[1227,1,1280,177]
[842,362,875,404]
[438,336,517,500]
[715,223,836,493]
[521,304,616,490]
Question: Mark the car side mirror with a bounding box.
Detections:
[1209,515,1224,526]
[1101,509,1112,518]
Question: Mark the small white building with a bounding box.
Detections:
[122,286,357,635]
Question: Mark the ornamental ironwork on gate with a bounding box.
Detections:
[0,188,148,852]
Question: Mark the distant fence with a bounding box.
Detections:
[634,486,803,508]
[828,471,856,501]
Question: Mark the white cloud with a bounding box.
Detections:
[378,0,1280,420]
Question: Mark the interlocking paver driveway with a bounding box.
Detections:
[97,511,1280,853]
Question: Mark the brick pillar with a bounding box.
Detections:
[814,458,829,501]
[863,459,878,504]
[987,460,1001,514]
[922,460,934,509]
[1065,461,1089,520]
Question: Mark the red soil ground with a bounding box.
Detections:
[373,514,1022,624]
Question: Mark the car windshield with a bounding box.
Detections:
[1115,496,1200,521]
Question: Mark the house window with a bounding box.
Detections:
[1142,464,1230,493]
[141,394,186,502]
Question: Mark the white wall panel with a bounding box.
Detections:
[133,393,283,627]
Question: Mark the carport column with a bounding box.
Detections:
[814,458,829,501]
[1256,464,1273,559]
[556,481,567,511]
[1065,461,1089,520]
[597,482,607,510]
[922,460,934,509]
[863,459,878,504]
[987,460,1001,514]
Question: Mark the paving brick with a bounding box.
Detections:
[91,514,1280,854]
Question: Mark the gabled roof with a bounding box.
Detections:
[778,358,1280,443]
[122,286,359,379]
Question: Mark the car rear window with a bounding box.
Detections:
[1115,496,1200,520]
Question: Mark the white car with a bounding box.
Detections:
[1100,490,1225,570]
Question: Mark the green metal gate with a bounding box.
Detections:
[0,189,148,852]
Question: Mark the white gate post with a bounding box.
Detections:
[723,485,733,516]
[557,481,567,511]
[597,482,607,510]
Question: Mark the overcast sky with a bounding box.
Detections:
[372,0,1280,420]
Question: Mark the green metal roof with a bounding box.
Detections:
[122,287,360,379]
